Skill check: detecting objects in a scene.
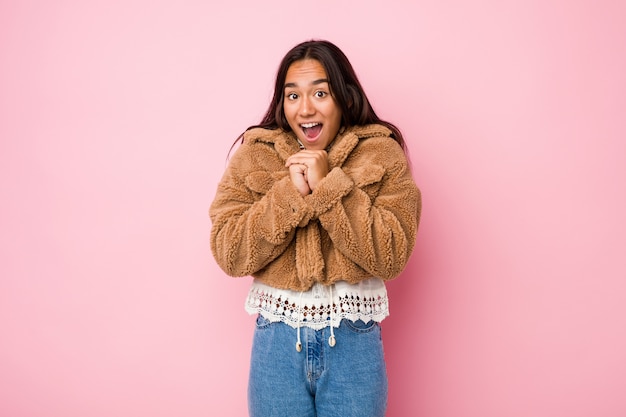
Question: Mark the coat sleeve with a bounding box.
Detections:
[209,143,311,277]
[309,138,421,281]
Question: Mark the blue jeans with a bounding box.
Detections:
[248,315,388,417]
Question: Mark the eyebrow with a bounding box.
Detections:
[284,78,329,89]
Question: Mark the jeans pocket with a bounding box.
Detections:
[255,314,273,329]
[344,319,379,334]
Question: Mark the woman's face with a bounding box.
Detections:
[283,59,343,151]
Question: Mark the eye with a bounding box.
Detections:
[286,92,298,100]
[314,90,327,98]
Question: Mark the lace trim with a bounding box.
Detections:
[245,280,390,330]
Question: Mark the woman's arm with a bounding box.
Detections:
[209,143,311,277]
[311,138,421,280]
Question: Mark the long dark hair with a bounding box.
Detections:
[236,40,406,150]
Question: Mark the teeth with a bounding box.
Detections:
[301,122,320,128]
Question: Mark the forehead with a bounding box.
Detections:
[284,59,328,85]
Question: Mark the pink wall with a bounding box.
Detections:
[1,1,625,416]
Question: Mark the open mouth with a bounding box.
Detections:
[301,122,323,139]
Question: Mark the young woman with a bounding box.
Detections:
[210,39,421,417]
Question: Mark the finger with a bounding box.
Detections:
[285,156,310,167]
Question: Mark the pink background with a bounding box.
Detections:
[1,1,625,416]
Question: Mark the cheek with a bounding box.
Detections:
[329,106,342,127]
[282,105,295,125]
[325,102,341,122]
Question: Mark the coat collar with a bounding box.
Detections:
[243,124,393,168]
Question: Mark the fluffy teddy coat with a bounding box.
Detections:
[210,124,421,291]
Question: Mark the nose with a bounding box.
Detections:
[299,96,314,116]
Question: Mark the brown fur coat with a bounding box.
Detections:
[209,124,421,291]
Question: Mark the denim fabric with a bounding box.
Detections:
[248,316,388,417]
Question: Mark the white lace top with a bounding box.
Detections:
[245,278,390,330]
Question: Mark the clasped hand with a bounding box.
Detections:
[285,150,329,196]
